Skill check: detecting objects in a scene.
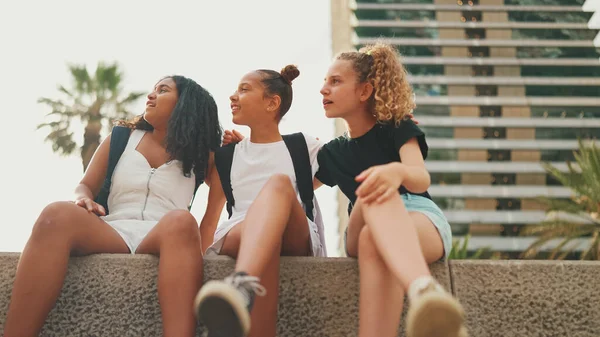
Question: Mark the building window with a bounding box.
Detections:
[536,128,600,140]
[491,173,516,185]
[527,86,600,98]
[396,46,442,57]
[405,65,444,76]
[420,127,454,138]
[501,224,524,237]
[461,11,482,23]
[540,150,576,162]
[546,175,563,186]
[480,106,502,117]
[517,47,600,59]
[472,65,494,77]
[431,173,462,185]
[483,127,506,139]
[522,66,600,78]
[468,47,490,58]
[476,85,497,96]
[429,149,459,161]
[465,28,486,40]
[531,107,600,118]
[488,150,511,162]
[508,11,591,24]
[414,105,451,117]
[496,198,521,210]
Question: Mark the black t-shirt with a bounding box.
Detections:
[316,119,431,214]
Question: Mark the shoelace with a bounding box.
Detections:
[408,277,445,302]
[224,274,267,304]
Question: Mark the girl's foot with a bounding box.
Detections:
[194,272,266,337]
[406,277,467,337]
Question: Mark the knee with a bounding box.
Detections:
[357,226,377,259]
[31,202,79,239]
[264,174,295,198]
[158,210,200,246]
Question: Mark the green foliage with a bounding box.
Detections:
[522,139,600,260]
[448,235,497,260]
[38,62,145,171]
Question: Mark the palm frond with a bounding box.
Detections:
[67,64,93,95]
[579,231,600,260]
[118,91,146,105]
[536,197,588,215]
[57,85,74,98]
[548,231,590,259]
[39,61,144,168]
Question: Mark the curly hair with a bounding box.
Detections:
[337,42,415,125]
[115,75,222,182]
[256,64,300,119]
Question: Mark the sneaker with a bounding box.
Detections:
[406,279,467,337]
[194,272,266,337]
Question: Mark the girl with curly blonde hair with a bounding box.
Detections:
[315,42,467,337]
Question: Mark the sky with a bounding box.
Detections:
[0,0,341,254]
[1,0,600,255]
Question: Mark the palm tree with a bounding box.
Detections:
[522,139,600,260]
[37,62,145,171]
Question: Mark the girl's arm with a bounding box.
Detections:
[396,137,431,193]
[199,151,226,253]
[75,134,112,215]
[313,178,324,190]
[355,137,430,204]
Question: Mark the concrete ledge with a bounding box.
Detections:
[450,260,600,337]
[2,254,599,336]
[0,253,449,337]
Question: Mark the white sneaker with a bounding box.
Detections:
[406,280,467,337]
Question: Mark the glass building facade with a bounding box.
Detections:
[330,0,600,255]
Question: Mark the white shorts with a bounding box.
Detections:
[205,217,324,257]
[103,219,157,254]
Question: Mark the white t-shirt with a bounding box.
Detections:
[211,133,325,254]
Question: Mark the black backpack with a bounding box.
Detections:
[94,126,202,215]
[214,132,315,222]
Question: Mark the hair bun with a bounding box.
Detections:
[280,65,300,85]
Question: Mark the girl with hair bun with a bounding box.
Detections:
[194,65,327,337]
[315,41,467,337]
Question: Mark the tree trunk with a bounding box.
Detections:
[81,120,102,172]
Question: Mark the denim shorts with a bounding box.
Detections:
[344,193,453,260]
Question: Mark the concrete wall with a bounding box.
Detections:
[1,254,599,336]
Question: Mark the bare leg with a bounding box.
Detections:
[233,174,310,276]
[3,202,129,337]
[198,174,311,337]
[357,226,404,337]
[346,197,448,337]
[248,254,279,337]
[218,226,281,337]
[136,210,203,337]
[358,194,443,288]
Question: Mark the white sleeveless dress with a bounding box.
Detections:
[100,129,196,253]
[205,135,327,257]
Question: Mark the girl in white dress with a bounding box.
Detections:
[194,65,325,337]
[4,76,224,337]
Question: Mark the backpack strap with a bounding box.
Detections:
[214,143,237,219]
[187,171,204,210]
[282,133,315,222]
[94,126,131,215]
